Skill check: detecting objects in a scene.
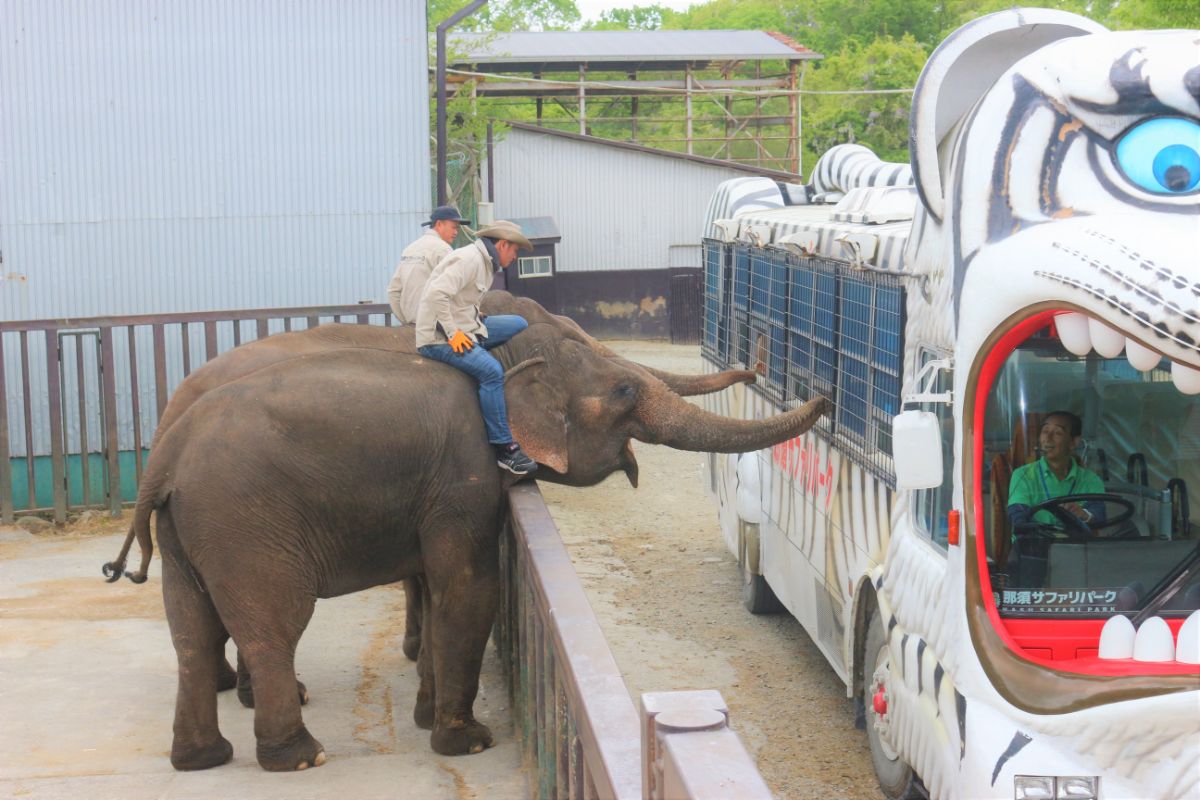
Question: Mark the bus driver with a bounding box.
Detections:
[1007,410,1106,534]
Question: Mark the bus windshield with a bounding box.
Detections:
[982,330,1200,620]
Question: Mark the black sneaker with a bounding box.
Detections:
[496,443,537,475]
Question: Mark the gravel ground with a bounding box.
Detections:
[541,340,881,800]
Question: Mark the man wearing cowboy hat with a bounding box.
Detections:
[386,205,470,325]
[415,220,538,476]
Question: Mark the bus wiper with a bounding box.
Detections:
[1132,541,1200,626]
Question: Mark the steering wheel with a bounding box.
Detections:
[1028,493,1136,538]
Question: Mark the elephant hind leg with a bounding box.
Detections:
[218,583,323,771]
[216,635,237,692]
[402,575,424,663]
[160,528,233,771]
[235,649,309,709]
[413,576,435,730]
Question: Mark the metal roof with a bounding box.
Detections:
[503,122,802,181]
[508,216,561,242]
[448,30,818,72]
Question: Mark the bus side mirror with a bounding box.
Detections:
[893,410,944,490]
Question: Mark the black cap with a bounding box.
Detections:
[422,205,471,226]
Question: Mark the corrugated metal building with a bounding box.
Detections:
[0,1,430,510]
[488,122,800,338]
[1,1,429,322]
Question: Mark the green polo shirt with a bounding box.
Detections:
[1008,457,1105,526]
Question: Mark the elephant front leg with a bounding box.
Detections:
[161,552,233,771]
[423,550,501,756]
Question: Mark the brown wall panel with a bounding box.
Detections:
[505,268,702,341]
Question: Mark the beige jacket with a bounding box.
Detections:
[415,240,495,348]
[386,229,452,324]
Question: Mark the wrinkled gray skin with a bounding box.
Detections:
[103,293,758,690]
[108,323,827,771]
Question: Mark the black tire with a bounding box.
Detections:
[862,606,922,800]
[741,554,784,614]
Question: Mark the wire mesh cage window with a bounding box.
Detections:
[702,239,726,357]
[703,241,906,484]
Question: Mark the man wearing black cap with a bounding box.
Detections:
[416,220,538,476]
[386,205,470,325]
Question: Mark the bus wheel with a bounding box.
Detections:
[863,608,921,799]
[740,554,783,615]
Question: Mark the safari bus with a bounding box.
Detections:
[698,9,1200,800]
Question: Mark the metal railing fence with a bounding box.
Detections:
[500,483,772,799]
[0,303,392,524]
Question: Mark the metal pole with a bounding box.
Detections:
[578,65,586,135]
[685,65,693,155]
[789,61,798,175]
[437,0,487,206]
[487,119,495,202]
[797,61,808,178]
[629,71,638,143]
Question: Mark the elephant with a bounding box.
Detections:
[103,292,757,670]
[106,321,828,771]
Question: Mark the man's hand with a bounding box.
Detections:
[449,330,475,354]
[1064,501,1093,522]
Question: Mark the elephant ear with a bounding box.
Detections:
[504,357,569,474]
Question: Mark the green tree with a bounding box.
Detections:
[584,5,675,30]
[802,35,926,163]
[801,0,943,53]
[428,0,580,32]
[1105,0,1199,29]
[662,0,800,32]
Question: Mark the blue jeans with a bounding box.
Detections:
[418,314,529,445]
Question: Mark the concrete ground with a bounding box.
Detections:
[0,528,525,800]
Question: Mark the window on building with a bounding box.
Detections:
[518,255,552,278]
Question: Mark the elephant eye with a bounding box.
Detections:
[1114,116,1200,194]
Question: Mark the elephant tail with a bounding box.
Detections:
[102,468,167,585]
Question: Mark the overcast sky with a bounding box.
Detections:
[573,0,697,24]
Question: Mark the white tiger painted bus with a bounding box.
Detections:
[700,9,1199,800]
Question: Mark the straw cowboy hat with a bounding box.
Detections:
[474,220,533,251]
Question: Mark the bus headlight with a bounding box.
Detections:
[1014,775,1099,799]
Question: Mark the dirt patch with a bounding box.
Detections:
[0,577,164,621]
[539,340,880,800]
[353,589,405,753]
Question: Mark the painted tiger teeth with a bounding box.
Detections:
[1088,317,1125,358]
[1054,311,1199,394]
[1173,361,1200,394]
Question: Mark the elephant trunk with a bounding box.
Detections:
[636,364,757,397]
[635,389,831,453]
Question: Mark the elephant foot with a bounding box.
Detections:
[414,690,435,730]
[238,678,309,709]
[431,717,494,756]
[216,658,238,692]
[256,727,326,772]
[402,632,421,662]
[171,735,233,771]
